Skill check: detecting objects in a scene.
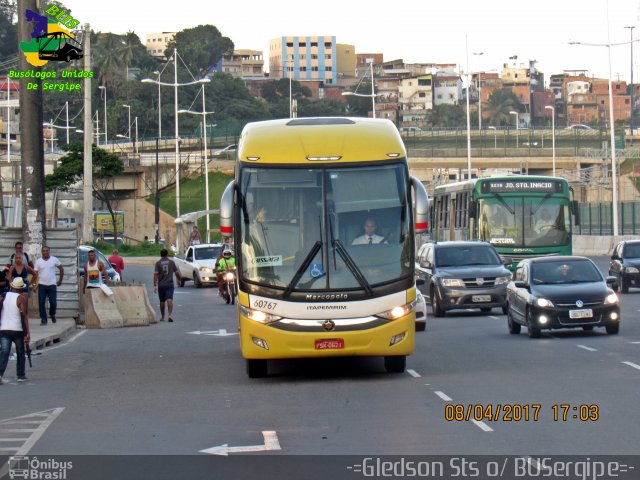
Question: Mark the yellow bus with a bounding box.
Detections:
[220,117,429,377]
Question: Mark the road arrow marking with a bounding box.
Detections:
[199,430,281,456]
[187,329,238,336]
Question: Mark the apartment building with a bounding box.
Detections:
[269,36,338,84]
[0,76,20,147]
[145,32,175,58]
[501,56,544,125]
[217,50,264,79]
[433,75,462,106]
[398,75,432,124]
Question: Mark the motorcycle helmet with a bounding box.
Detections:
[223,247,233,258]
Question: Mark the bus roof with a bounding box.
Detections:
[237,117,406,165]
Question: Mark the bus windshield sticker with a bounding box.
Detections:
[481,180,563,194]
[252,255,283,267]
[309,263,325,278]
[491,238,516,244]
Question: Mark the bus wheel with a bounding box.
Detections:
[246,359,268,378]
[384,355,406,373]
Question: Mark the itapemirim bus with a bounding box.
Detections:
[219,117,429,378]
[430,176,580,267]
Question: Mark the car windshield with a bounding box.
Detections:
[194,247,222,260]
[623,244,640,258]
[531,260,602,284]
[435,246,501,267]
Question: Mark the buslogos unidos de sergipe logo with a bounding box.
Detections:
[19,3,83,67]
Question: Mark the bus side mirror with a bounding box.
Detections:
[571,200,581,226]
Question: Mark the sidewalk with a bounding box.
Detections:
[27,317,77,350]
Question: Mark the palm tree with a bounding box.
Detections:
[93,32,124,87]
[486,89,523,126]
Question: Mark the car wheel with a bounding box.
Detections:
[502,304,509,315]
[507,309,521,335]
[480,307,492,313]
[246,359,268,378]
[415,321,426,332]
[582,325,594,331]
[384,355,406,373]
[179,278,186,288]
[430,288,445,317]
[526,309,541,339]
[194,272,202,288]
[621,276,630,294]
[606,323,620,335]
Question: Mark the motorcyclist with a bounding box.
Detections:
[216,247,236,298]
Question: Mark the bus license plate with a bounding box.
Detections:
[315,339,344,350]
[569,309,593,319]
[472,295,491,303]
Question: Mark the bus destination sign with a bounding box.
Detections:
[481,179,563,194]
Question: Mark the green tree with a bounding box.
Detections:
[429,104,466,127]
[486,88,523,126]
[342,81,374,117]
[165,25,234,76]
[208,72,270,120]
[93,32,124,87]
[45,142,125,242]
[0,0,17,60]
[298,99,346,117]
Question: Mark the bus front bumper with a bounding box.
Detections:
[239,315,415,360]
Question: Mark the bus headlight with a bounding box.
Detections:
[495,275,512,285]
[625,267,639,273]
[536,298,554,308]
[376,302,415,320]
[240,305,282,324]
[441,278,464,287]
[605,293,619,304]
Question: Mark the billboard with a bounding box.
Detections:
[93,211,124,234]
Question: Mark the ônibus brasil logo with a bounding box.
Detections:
[19,3,83,67]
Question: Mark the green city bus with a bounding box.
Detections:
[430,176,580,268]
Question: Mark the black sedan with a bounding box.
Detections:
[506,256,620,338]
[609,240,640,293]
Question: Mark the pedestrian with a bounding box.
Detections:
[153,249,181,322]
[83,249,108,295]
[0,277,30,384]
[34,246,64,325]
[8,254,37,294]
[7,241,34,269]
[108,249,125,281]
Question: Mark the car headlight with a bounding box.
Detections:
[441,278,464,287]
[605,293,619,304]
[625,267,639,273]
[495,275,512,285]
[536,298,554,308]
[239,305,282,324]
[199,267,212,273]
[376,302,415,320]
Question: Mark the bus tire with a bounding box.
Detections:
[384,355,406,373]
[507,310,521,334]
[246,359,268,378]
[431,288,445,317]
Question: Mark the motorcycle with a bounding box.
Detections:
[221,269,237,305]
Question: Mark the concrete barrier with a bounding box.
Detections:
[573,235,639,256]
[83,285,156,329]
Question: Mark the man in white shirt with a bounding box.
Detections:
[0,277,30,384]
[34,246,64,325]
[351,217,386,245]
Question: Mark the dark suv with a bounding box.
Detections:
[416,241,512,316]
[609,240,640,293]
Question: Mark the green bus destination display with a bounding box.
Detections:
[480,179,564,194]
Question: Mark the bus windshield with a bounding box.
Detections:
[239,164,412,292]
[478,197,570,248]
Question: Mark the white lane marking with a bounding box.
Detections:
[488,316,499,320]
[630,341,640,344]
[471,420,494,432]
[622,361,640,370]
[577,345,598,352]
[407,369,421,378]
[434,391,452,402]
[199,430,281,456]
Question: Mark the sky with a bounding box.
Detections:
[60,0,640,85]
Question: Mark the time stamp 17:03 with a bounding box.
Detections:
[444,404,600,423]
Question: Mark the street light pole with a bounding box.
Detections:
[369,61,375,119]
[153,70,162,139]
[98,85,107,145]
[465,35,472,179]
[625,26,635,140]
[510,111,519,149]
[545,105,556,176]
[122,104,131,139]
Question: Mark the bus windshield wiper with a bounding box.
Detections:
[283,241,323,299]
[333,239,374,296]
[532,193,553,215]
[490,193,515,215]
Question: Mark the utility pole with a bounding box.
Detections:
[83,23,93,243]
[155,137,160,244]
[18,0,46,255]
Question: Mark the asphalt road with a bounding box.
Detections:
[1,257,638,459]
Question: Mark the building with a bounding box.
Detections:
[217,49,264,79]
[269,36,338,84]
[356,53,383,79]
[145,32,175,58]
[0,76,20,150]
[501,56,543,126]
[433,75,462,106]
[399,75,433,125]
